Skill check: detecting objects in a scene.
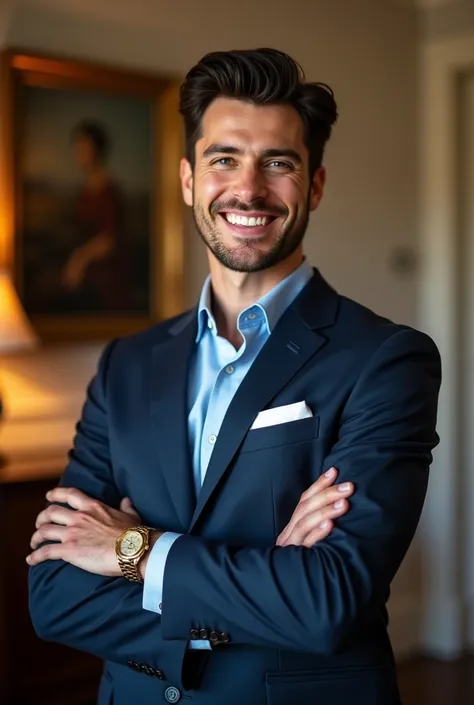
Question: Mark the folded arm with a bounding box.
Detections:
[160,329,441,655]
[27,340,187,680]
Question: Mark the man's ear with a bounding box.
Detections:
[180,158,193,207]
[309,166,326,212]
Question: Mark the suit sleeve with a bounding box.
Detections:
[144,535,212,650]
[27,340,187,680]
[160,328,441,655]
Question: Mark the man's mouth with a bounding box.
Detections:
[218,212,280,233]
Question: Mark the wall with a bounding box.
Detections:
[416,8,474,654]
[0,0,422,656]
[420,0,474,39]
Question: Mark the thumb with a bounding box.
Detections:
[120,497,139,518]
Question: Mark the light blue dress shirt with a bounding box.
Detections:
[142,258,314,649]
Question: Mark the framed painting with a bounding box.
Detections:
[0,49,185,341]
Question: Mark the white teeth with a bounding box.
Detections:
[225,214,270,227]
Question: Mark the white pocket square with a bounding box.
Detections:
[250,401,313,430]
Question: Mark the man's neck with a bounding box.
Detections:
[208,250,303,347]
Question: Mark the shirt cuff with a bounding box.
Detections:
[189,639,212,650]
[142,531,182,613]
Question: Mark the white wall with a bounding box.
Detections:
[0,0,423,657]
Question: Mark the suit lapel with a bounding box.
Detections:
[150,310,197,531]
[189,269,339,532]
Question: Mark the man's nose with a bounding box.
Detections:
[231,166,268,203]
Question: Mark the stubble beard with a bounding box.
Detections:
[192,199,311,274]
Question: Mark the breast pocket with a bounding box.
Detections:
[240,415,320,453]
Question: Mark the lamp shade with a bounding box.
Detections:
[0,270,38,353]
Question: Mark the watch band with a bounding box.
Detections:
[117,557,144,583]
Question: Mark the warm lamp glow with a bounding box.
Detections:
[0,270,38,353]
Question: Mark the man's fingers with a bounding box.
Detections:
[301,520,334,548]
[30,524,68,549]
[290,496,350,539]
[275,527,289,546]
[36,504,78,529]
[277,496,351,547]
[120,497,132,511]
[278,481,354,543]
[300,467,338,501]
[45,486,96,511]
[120,497,140,519]
[26,542,66,565]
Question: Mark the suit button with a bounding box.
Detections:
[209,630,219,644]
[190,628,199,640]
[220,632,230,643]
[165,685,181,702]
[199,628,208,639]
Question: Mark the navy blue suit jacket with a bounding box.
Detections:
[28,269,441,705]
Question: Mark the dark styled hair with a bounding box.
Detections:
[71,119,111,162]
[179,48,338,176]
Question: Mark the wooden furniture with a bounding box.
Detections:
[1,452,102,705]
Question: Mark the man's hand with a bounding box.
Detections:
[276,467,353,547]
[26,488,159,576]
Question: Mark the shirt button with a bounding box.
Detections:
[225,365,234,375]
[207,319,213,329]
[247,312,257,320]
[158,602,162,611]
[208,434,217,444]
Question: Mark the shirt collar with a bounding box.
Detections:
[196,276,215,341]
[196,258,314,342]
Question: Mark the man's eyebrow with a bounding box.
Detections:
[260,148,302,165]
[202,144,242,157]
[201,145,303,165]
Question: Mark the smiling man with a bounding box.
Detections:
[27,49,441,705]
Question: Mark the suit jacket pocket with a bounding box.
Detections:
[240,415,320,453]
[266,665,401,705]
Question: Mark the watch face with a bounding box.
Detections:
[120,531,144,557]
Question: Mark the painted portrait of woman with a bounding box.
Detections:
[18,85,154,319]
[62,120,131,311]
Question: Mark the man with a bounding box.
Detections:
[27,48,441,705]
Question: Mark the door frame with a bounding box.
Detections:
[418,33,474,658]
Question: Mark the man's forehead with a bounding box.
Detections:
[198,98,305,148]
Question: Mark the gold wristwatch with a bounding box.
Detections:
[115,525,152,583]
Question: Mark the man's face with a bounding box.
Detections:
[180,98,325,273]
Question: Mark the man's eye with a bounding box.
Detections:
[267,160,291,169]
[212,157,234,166]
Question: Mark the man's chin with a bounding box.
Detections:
[213,247,278,273]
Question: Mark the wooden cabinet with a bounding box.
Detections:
[1,453,102,705]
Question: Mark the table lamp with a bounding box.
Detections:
[0,269,38,467]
